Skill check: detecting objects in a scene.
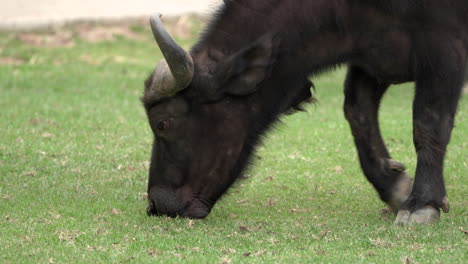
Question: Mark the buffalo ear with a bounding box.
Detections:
[215,34,278,96]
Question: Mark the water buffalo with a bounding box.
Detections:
[142,0,467,224]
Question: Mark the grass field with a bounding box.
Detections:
[0,18,467,263]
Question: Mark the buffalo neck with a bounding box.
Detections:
[192,0,357,174]
[189,0,358,190]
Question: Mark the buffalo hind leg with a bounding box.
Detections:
[343,66,413,212]
[394,66,464,224]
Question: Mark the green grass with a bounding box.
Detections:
[0,20,467,263]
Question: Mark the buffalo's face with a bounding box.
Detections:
[143,94,256,218]
[142,15,311,218]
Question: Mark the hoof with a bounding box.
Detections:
[394,209,410,225]
[394,206,440,225]
[388,172,413,213]
[441,197,450,213]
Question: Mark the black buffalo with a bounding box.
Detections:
[142,0,467,224]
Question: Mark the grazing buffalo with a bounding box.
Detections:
[142,0,467,224]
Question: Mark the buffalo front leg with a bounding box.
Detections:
[343,66,413,212]
[394,68,464,225]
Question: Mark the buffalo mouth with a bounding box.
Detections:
[147,200,210,219]
[147,187,211,219]
[147,200,179,218]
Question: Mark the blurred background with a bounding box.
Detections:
[0,0,222,30]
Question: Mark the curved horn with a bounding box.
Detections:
[150,14,194,96]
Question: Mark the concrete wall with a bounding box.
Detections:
[0,0,221,30]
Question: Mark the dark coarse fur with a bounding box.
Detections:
[143,0,467,221]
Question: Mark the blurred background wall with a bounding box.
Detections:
[0,0,221,30]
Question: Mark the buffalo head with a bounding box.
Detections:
[142,14,312,218]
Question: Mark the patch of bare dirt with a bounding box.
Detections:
[22,171,37,177]
[57,229,83,243]
[18,31,74,47]
[463,83,468,94]
[111,208,122,215]
[0,57,25,65]
[147,249,159,256]
[78,25,144,42]
[29,117,56,126]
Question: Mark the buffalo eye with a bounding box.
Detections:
[156,120,170,131]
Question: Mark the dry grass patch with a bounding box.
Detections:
[0,56,25,65]
[18,31,74,47]
[77,25,145,42]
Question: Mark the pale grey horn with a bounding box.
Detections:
[150,14,194,96]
